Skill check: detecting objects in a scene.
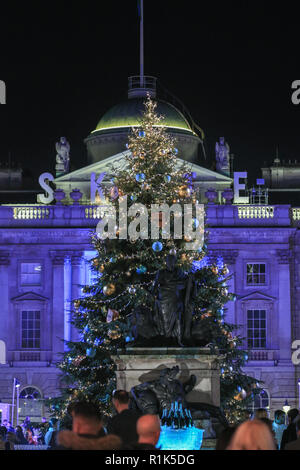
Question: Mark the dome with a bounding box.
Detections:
[91,98,195,136]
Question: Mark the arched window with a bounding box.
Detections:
[19,386,43,423]
[0,340,6,364]
[254,389,270,410]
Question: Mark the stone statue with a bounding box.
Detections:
[55,137,70,174]
[215,137,230,175]
[130,366,196,415]
[129,365,229,431]
[150,254,197,346]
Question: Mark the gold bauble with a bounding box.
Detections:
[99,265,105,273]
[103,283,116,296]
[178,185,187,197]
[211,266,219,275]
[234,393,243,402]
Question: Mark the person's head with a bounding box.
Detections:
[274,410,285,425]
[295,417,300,436]
[215,427,237,450]
[71,402,102,436]
[42,417,47,423]
[254,408,268,420]
[2,419,7,427]
[15,426,23,434]
[136,414,161,446]
[287,408,299,424]
[112,390,130,413]
[227,419,276,450]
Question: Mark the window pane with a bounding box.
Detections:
[20,263,42,285]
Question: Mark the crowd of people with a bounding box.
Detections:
[217,407,300,450]
[0,416,48,450]
[1,393,300,451]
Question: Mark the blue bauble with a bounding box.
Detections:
[130,194,138,202]
[83,325,90,334]
[139,130,146,138]
[136,265,147,274]
[174,148,178,155]
[237,386,242,393]
[94,338,103,347]
[110,257,116,263]
[86,348,96,358]
[152,241,163,252]
[136,173,146,183]
[164,175,171,183]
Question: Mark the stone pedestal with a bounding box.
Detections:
[112,347,220,407]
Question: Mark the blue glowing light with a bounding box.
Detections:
[94,338,103,347]
[136,173,146,183]
[157,427,204,450]
[152,241,163,252]
[192,256,209,271]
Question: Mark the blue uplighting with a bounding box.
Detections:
[157,426,204,450]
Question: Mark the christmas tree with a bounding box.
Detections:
[50,96,260,424]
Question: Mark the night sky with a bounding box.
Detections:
[0,1,299,187]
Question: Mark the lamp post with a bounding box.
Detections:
[15,379,20,426]
[11,378,20,426]
[283,400,291,426]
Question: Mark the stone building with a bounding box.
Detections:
[0,77,299,423]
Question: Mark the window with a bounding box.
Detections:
[20,263,42,286]
[254,390,270,410]
[0,340,5,364]
[21,311,40,349]
[247,310,267,348]
[19,387,43,422]
[247,263,266,285]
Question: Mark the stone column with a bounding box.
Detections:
[71,254,84,342]
[64,256,72,350]
[50,251,66,362]
[0,251,10,362]
[276,250,292,362]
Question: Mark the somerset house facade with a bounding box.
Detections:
[0,76,299,422]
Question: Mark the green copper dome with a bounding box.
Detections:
[91,98,194,135]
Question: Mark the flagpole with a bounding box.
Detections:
[140,0,144,88]
[11,378,16,425]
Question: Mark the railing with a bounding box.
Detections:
[0,203,294,228]
[9,350,52,362]
[292,208,300,221]
[238,206,275,219]
[248,350,277,361]
[84,207,106,219]
[13,207,51,220]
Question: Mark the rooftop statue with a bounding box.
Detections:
[215,137,230,174]
[56,137,70,173]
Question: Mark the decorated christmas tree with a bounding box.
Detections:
[50,96,260,424]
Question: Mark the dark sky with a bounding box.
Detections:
[0,1,299,186]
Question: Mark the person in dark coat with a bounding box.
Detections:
[106,390,142,445]
[285,418,300,450]
[56,402,110,450]
[280,408,299,450]
[15,426,28,445]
